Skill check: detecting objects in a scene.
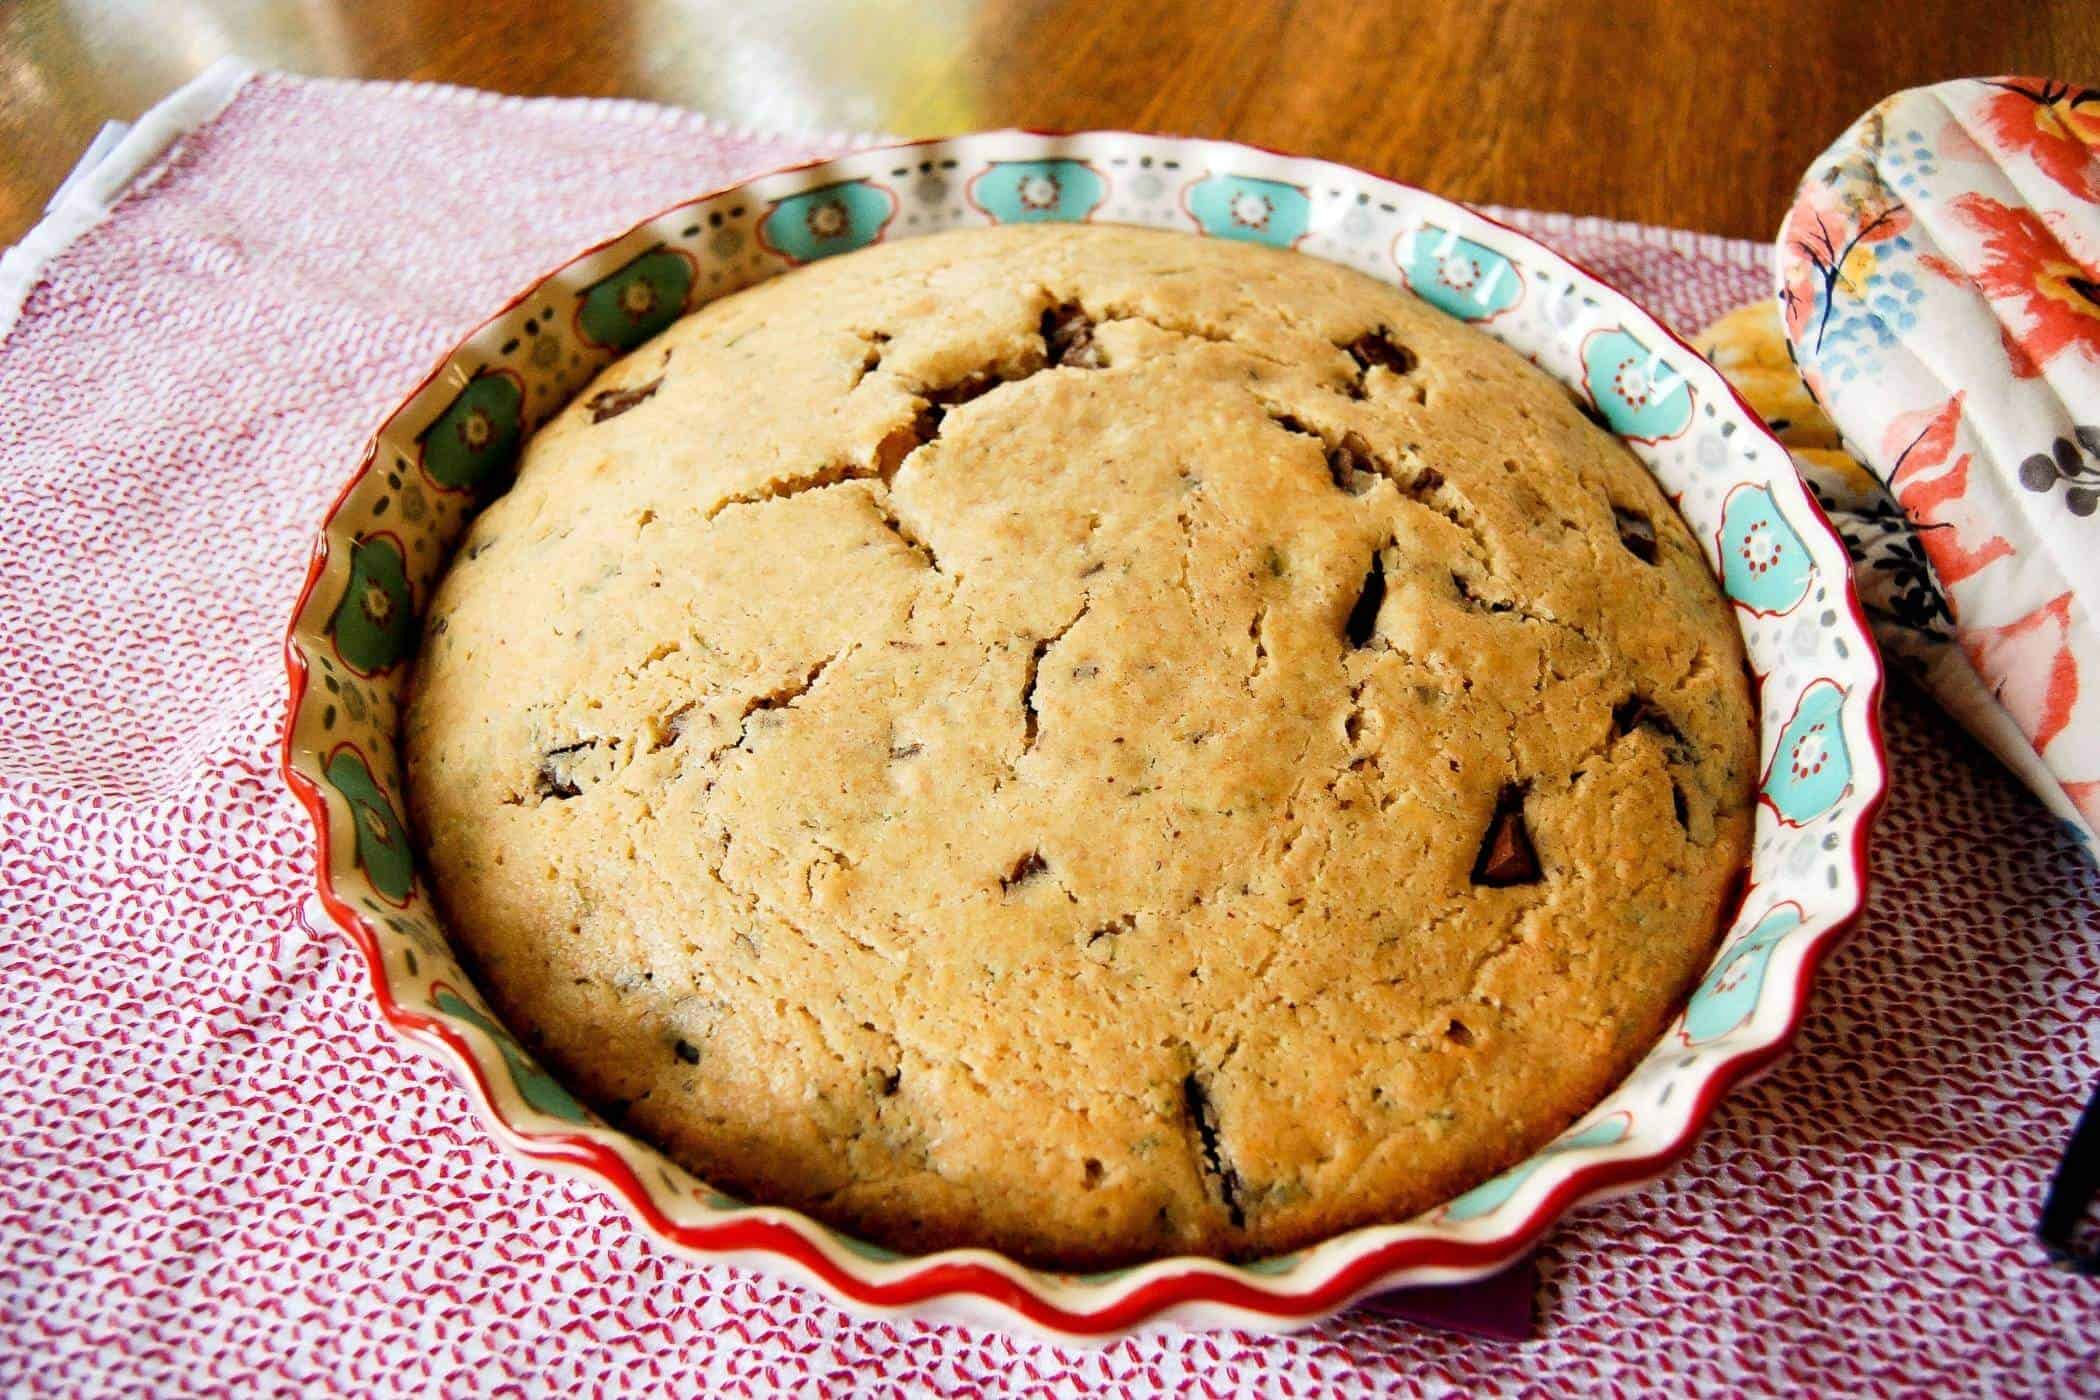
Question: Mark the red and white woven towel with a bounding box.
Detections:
[1,67,2096,1395]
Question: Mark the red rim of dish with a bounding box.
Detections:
[280,130,1889,1338]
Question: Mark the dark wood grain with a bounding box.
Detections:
[2,0,2093,246]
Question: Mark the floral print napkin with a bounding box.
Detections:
[1776,76,2100,850]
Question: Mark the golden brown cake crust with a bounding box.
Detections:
[405,224,1757,1269]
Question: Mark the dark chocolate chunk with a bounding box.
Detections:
[586,376,664,423]
[657,705,695,750]
[1000,850,1049,893]
[1041,301,1103,368]
[1614,507,1659,563]
[1086,914,1134,946]
[1326,431,1380,495]
[1471,784,1542,887]
[1345,547,1387,648]
[1182,1073,1245,1227]
[1346,329,1417,377]
[535,739,596,800]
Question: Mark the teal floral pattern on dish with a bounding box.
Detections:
[1718,482,1816,615]
[759,180,898,265]
[1442,1116,1630,1222]
[324,746,414,904]
[328,532,414,675]
[1764,679,1853,824]
[433,988,591,1123]
[967,159,1107,223]
[1580,326,1694,442]
[1395,224,1523,321]
[1684,905,1804,1043]
[1183,174,1310,248]
[574,247,696,352]
[418,370,523,491]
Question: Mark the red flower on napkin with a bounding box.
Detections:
[1976,79,2100,204]
[1884,393,2013,588]
[1952,193,2100,375]
[1964,592,2082,759]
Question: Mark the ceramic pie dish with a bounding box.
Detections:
[281,130,1887,1340]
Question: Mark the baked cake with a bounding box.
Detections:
[405,224,1757,1268]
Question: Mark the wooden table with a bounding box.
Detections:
[2,0,2094,247]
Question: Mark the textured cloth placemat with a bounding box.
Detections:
[1,70,2097,1395]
